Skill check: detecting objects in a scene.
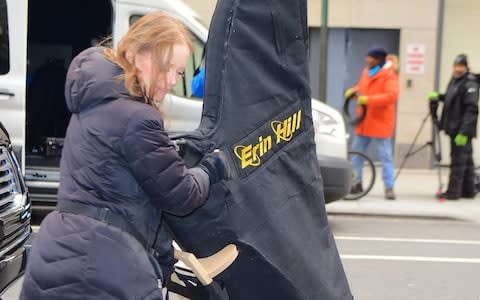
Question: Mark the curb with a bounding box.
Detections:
[326,210,463,222]
[325,199,480,224]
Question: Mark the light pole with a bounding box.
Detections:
[319,0,329,102]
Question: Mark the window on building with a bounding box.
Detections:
[130,14,205,100]
[0,0,9,75]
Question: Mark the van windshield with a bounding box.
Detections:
[0,0,9,75]
[194,16,209,30]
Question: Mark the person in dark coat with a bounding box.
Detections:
[20,12,229,300]
[429,54,479,200]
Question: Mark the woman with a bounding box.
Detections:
[20,12,228,300]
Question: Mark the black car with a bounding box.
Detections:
[0,122,31,295]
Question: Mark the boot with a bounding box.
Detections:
[385,188,396,200]
[461,191,476,199]
[350,183,363,194]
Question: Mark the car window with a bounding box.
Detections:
[170,35,203,99]
[130,14,205,100]
[0,0,9,75]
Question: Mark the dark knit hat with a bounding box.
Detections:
[453,54,468,67]
[367,47,388,61]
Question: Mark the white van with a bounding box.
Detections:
[0,0,350,207]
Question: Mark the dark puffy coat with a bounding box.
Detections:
[438,72,479,138]
[20,47,209,300]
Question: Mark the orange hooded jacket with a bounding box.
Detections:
[353,67,400,138]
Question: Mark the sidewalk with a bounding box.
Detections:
[326,168,480,223]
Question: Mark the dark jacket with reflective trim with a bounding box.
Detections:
[439,72,479,138]
[20,47,209,300]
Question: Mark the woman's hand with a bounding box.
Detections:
[198,150,232,184]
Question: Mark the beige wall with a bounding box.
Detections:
[440,0,480,89]
[181,0,217,25]
[315,0,440,167]
[309,0,438,29]
[396,27,440,168]
[182,0,441,168]
[190,0,439,30]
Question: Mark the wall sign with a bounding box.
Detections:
[405,44,426,74]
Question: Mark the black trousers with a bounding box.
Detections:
[447,137,476,197]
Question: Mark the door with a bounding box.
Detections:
[0,0,27,169]
[343,28,400,99]
[310,28,400,159]
[309,28,400,111]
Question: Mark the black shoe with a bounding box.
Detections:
[350,183,363,194]
[438,192,460,200]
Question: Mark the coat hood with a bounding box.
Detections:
[65,47,131,113]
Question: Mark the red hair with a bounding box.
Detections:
[105,12,192,110]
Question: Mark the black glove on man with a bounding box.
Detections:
[198,150,232,184]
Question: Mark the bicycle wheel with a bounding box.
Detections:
[342,93,367,126]
[344,151,376,200]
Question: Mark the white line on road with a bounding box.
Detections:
[335,236,480,246]
[341,254,480,264]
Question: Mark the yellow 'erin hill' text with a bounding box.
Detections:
[233,110,302,169]
[271,110,302,143]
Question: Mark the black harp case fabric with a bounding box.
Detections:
[165,0,353,299]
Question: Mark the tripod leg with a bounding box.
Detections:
[432,120,445,200]
[436,165,445,201]
[395,113,431,181]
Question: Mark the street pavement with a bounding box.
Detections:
[4,168,480,299]
[6,215,480,300]
[330,215,480,300]
[327,168,480,223]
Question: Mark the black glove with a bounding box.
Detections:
[198,150,232,184]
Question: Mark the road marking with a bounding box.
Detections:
[335,236,480,246]
[31,226,39,233]
[341,255,480,264]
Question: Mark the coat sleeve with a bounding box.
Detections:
[365,71,399,107]
[121,108,210,216]
[459,80,479,137]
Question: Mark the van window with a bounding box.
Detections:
[130,14,204,100]
[0,0,9,74]
[170,35,203,99]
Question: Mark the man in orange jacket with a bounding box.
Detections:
[345,47,400,200]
